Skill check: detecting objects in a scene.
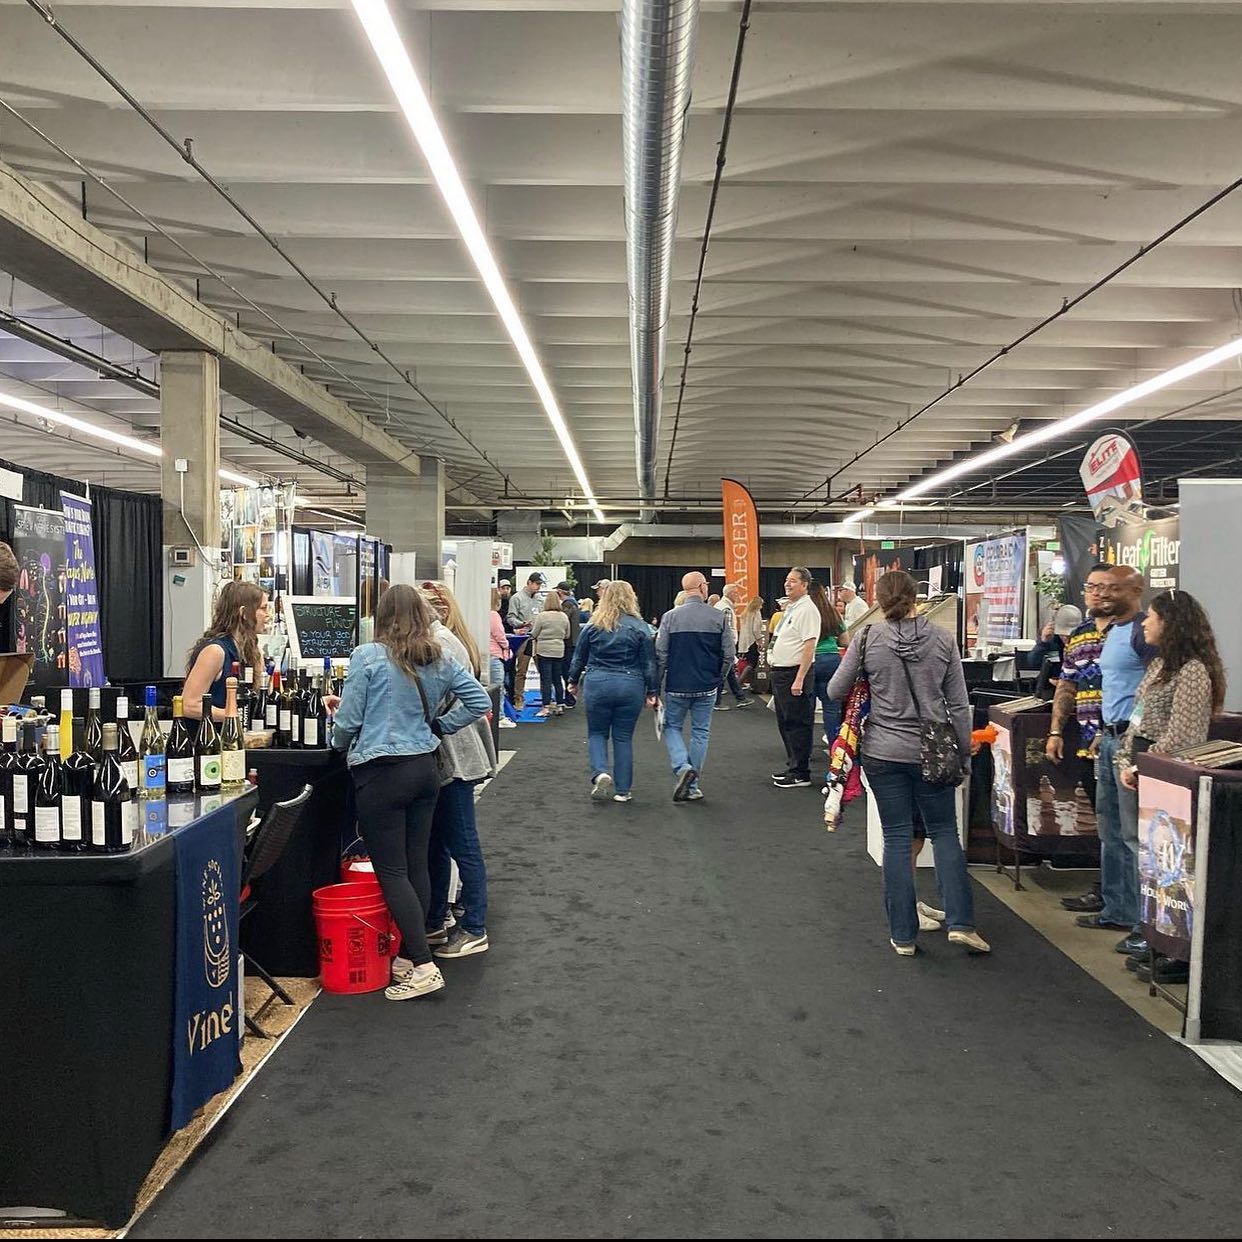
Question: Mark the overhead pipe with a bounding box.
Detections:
[621,0,701,517]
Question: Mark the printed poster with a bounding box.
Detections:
[965,530,1027,646]
[1138,776,1195,958]
[991,723,1015,837]
[60,491,106,688]
[12,504,68,688]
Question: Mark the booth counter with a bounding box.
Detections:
[0,788,257,1229]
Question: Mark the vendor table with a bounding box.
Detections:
[243,746,349,977]
[0,788,257,1229]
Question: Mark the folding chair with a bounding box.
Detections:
[240,783,313,1039]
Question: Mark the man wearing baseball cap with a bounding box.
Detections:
[592,577,612,596]
[837,580,869,628]
[507,573,545,709]
[555,582,582,695]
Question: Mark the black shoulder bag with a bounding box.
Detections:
[897,656,964,787]
[410,667,453,784]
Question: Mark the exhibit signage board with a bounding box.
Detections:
[60,491,106,688]
[1138,773,1196,962]
[965,529,1027,646]
[1101,515,1179,601]
[284,595,358,665]
[12,503,68,687]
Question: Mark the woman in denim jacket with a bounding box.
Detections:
[331,585,490,1001]
[566,581,658,803]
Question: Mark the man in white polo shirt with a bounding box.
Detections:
[769,566,821,788]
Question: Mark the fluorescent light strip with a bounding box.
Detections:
[0,390,259,489]
[842,508,875,525]
[886,336,1242,507]
[351,0,605,525]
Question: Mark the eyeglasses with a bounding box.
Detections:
[1083,582,1115,594]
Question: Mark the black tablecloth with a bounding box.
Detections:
[242,747,349,977]
[0,790,256,1228]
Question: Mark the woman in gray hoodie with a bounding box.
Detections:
[828,570,990,957]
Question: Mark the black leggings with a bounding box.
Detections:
[536,654,565,706]
[352,753,441,967]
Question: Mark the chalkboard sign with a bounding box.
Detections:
[285,596,357,662]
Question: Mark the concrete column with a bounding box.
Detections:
[366,459,445,581]
[160,351,220,677]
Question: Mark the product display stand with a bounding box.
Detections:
[987,700,1097,891]
[0,789,257,1228]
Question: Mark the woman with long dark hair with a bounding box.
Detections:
[331,585,490,1000]
[828,570,989,957]
[184,581,269,721]
[1118,589,1225,785]
[808,581,847,746]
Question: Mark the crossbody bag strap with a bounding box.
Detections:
[896,654,925,720]
[409,666,435,723]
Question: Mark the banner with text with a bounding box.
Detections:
[12,504,68,688]
[1102,515,1179,602]
[721,479,760,610]
[1080,429,1143,523]
[1138,774,1195,962]
[60,491,105,687]
[964,529,1027,646]
[172,798,242,1131]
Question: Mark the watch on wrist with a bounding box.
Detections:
[1048,730,1062,737]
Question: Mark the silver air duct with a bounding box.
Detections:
[621,0,700,516]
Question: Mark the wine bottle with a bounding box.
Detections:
[60,735,95,852]
[58,688,75,761]
[302,664,325,748]
[115,695,140,794]
[195,694,222,793]
[33,723,62,850]
[290,669,304,749]
[91,722,135,853]
[264,666,279,731]
[0,715,18,847]
[276,669,293,747]
[220,677,246,790]
[165,695,196,797]
[253,665,268,732]
[139,685,167,800]
[83,687,103,759]
[241,663,256,730]
[11,720,37,847]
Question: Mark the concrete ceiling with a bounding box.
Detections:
[3,0,1242,521]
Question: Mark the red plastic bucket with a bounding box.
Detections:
[312,883,399,994]
[340,856,378,887]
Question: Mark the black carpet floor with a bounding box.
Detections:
[132,708,1242,1239]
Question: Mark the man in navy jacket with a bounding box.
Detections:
[656,571,736,802]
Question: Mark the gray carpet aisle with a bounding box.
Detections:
[133,709,1242,1239]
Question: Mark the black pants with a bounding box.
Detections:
[352,753,441,967]
[536,654,565,706]
[771,665,814,779]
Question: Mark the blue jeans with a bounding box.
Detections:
[584,671,646,795]
[489,655,505,691]
[536,654,565,706]
[814,651,842,742]
[427,778,488,936]
[663,692,715,788]
[1095,733,1140,928]
[715,664,747,705]
[862,756,974,946]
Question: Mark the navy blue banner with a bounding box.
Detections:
[171,800,242,1131]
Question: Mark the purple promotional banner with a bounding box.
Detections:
[60,491,106,688]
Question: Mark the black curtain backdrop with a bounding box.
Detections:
[615,564,682,623]
[569,562,611,596]
[1057,514,1101,614]
[0,457,163,682]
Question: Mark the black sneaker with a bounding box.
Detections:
[1136,956,1189,985]
[773,774,812,788]
[1061,890,1104,913]
[673,767,697,802]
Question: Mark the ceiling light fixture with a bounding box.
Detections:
[0,390,261,489]
[842,507,875,525]
[350,0,605,525]
[868,336,1242,512]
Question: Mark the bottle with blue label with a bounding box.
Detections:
[139,684,167,800]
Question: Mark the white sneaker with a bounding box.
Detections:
[591,772,615,802]
[918,912,942,932]
[391,956,414,983]
[536,708,552,718]
[948,929,991,954]
[685,787,704,801]
[890,940,917,957]
[614,792,632,803]
[385,966,445,1000]
[917,901,946,922]
[499,717,518,729]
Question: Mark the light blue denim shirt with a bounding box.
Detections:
[330,643,491,767]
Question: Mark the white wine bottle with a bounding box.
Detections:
[220,677,246,791]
